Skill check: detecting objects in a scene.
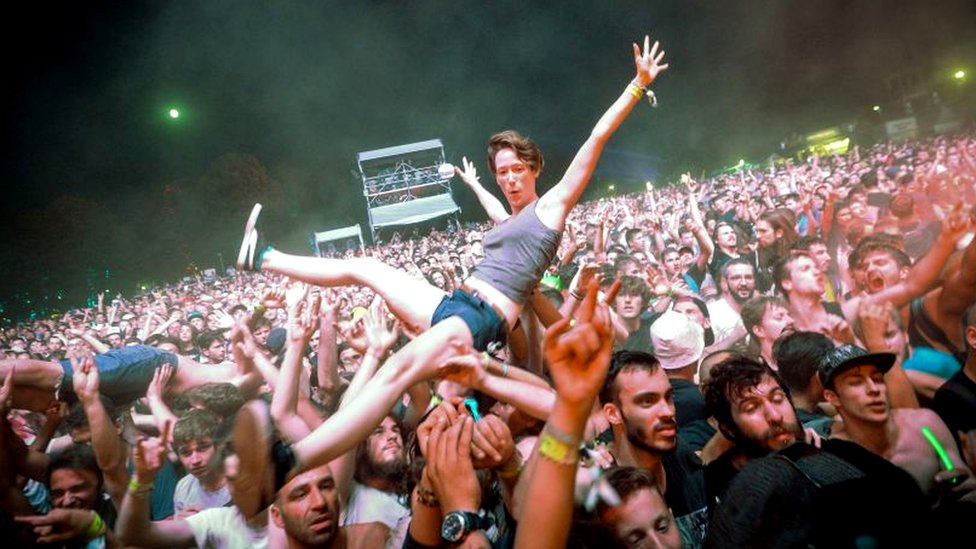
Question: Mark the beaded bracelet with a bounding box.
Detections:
[416,484,440,507]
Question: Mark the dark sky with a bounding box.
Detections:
[1,0,974,317]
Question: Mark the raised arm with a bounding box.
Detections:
[116,425,196,548]
[71,356,128,508]
[514,281,613,548]
[456,156,511,224]
[315,295,341,400]
[937,225,976,317]
[867,206,973,309]
[271,287,319,443]
[536,35,668,230]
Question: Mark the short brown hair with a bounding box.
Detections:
[487,130,543,175]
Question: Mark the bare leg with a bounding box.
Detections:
[0,359,63,411]
[169,356,263,399]
[0,359,63,390]
[292,316,473,470]
[261,251,446,332]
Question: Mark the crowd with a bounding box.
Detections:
[3,33,976,548]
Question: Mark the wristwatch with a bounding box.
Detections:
[440,509,488,544]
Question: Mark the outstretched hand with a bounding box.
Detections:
[362,297,400,356]
[633,34,669,88]
[455,156,481,188]
[544,280,614,408]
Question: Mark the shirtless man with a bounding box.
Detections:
[819,344,976,512]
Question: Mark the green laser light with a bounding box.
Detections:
[169,109,180,119]
[954,70,966,80]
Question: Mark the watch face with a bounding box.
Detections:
[441,512,468,543]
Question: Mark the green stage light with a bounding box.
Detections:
[954,70,966,81]
[169,108,180,119]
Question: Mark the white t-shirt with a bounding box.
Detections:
[174,474,232,514]
[185,506,268,549]
[342,482,410,549]
[707,298,746,351]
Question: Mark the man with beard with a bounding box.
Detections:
[704,348,933,548]
[706,259,756,352]
[774,251,854,344]
[700,355,805,510]
[740,296,795,369]
[342,414,411,548]
[598,350,708,548]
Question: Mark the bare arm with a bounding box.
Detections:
[456,156,511,224]
[937,229,976,317]
[271,292,318,443]
[71,356,129,507]
[866,210,972,310]
[536,36,668,230]
[144,364,179,435]
[316,298,341,398]
[514,283,613,548]
[116,428,196,548]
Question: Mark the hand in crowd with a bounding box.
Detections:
[70,355,100,405]
[133,420,173,485]
[15,508,105,545]
[468,413,515,470]
[934,464,976,504]
[424,414,481,513]
[436,342,487,390]
[546,281,614,408]
[362,298,400,358]
[146,363,173,403]
[857,299,895,351]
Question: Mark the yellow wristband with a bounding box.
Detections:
[128,477,154,494]
[539,431,579,466]
[626,83,644,99]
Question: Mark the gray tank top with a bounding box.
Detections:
[471,199,562,304]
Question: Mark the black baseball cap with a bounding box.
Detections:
[817,344,896,388]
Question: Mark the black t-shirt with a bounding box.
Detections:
[663,441,709,548]
[620,315,656,354]
[931,369,976,435]
[670,377,709,428]
[705,441,928,548]
[704,449,739,516]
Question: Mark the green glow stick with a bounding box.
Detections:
[921,426,954,471]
